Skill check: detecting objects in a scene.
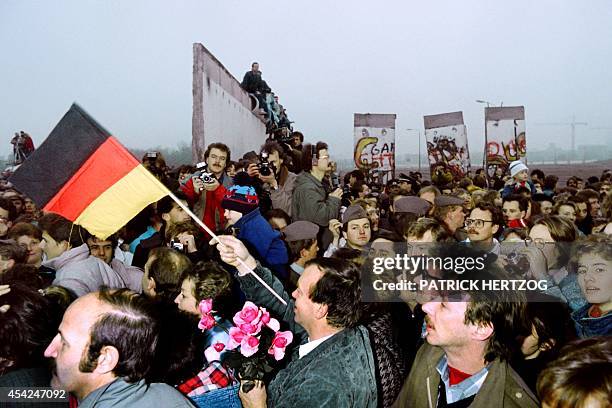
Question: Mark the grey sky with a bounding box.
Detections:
[1,0,611,162]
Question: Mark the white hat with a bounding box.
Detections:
[509,160,528,178]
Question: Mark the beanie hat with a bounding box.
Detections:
[221,172,259,214]
[509,160,528,178]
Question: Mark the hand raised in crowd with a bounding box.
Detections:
[329,187,343,199]
[499,246,549,281]
[211,235,257,275]
[0,284,10,313]
[176,232,197,253]
[239,379,267,408]
[329,218,342,247]
[246,163,259,178]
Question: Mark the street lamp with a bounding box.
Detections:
[476,99,493,107]
[406,128,422,171]
[476,99,503,107]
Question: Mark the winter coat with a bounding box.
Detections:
[270,166,297,217]
[572,304,612,337]
[181,173,233,234]
[235,208,288,277]
[292,172,341,227]
[80,378,193,408]
[502,180,536,198]
[237,264,378,408]
[110,258,144,293]
[392,343,538,408]
[46,244,137,297]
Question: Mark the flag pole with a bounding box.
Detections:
[167,191,288,306]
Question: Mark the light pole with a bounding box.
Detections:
[475,100,494,176]
[406,128,422,171]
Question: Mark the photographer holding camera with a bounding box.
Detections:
[180,143,233,235]
[246,140,297,217]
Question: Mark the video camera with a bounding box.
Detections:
[258,151,276,177]
[193,162,216,184]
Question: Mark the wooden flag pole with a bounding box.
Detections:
[167,191,288,306]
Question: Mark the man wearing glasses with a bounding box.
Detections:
[463,203,504,256]
[292,142,343,228]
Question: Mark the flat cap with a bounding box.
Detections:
[282,221,319,242]
[342,205,369,224]
[434,195,465,207]
[394,196,431,216]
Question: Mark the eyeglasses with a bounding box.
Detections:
[524,237,547,249]
[464,219,493,228]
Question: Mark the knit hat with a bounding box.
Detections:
[221,174,259,214]
[509,160,528,178]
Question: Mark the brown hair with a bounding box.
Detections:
[301,142,328,173]
[8,222,42,241]
[406,218,450,242]
[305,257,362,329]
[80,289,159,382]
[532,216,577,243]
[537,337,612,408]
[179,261,234,319]
[204,143,231,163]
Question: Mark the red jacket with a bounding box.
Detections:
[181,178,228,235]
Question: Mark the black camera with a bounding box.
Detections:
[258,151,276,177]
[193,162,215,184]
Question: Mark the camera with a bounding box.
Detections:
[170,239,185,252]
[258,151,276,177]
[505,252,530,277]
[193,162,216,184]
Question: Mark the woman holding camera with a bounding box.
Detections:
[509,216,587,312]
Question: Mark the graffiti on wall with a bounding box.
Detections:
[486,119,526,177]
[353,127,395,171]
[424,125,471,180]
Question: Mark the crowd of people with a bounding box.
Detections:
[0,127,611,408]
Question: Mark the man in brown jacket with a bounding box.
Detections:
[393,284,538,408]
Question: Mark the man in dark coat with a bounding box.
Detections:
[216,235,378,408]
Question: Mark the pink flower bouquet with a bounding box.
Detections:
[199,300,293,392]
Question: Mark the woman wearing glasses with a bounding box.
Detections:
[521,216,587,312]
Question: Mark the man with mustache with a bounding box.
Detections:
[392,277,538,408]
[181,143,233,234]
[464,203,503,256]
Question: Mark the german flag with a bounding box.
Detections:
[9,104,169,239]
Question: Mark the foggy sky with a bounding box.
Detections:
[1,0,611,161]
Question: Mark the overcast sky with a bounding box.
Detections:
[1,0,611,161]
